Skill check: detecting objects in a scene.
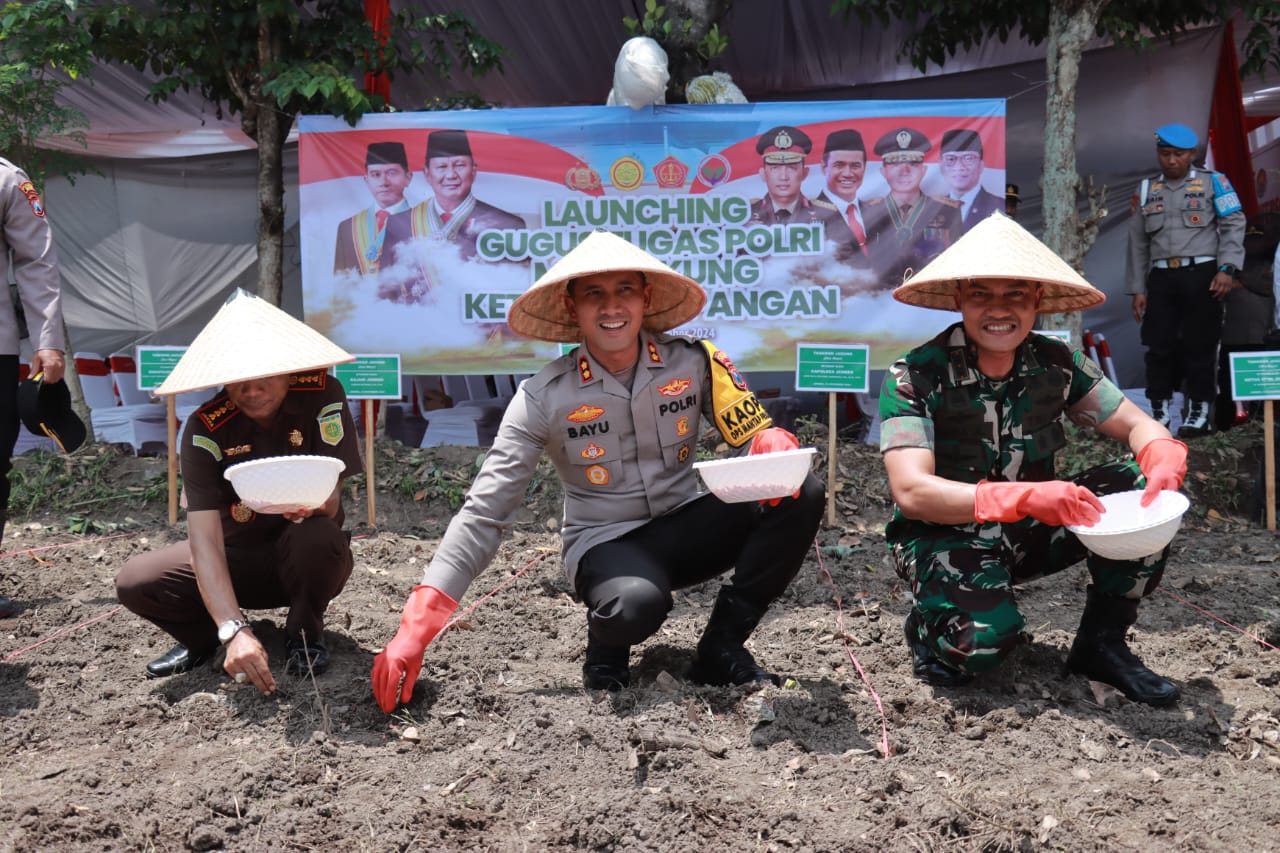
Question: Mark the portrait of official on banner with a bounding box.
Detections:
[298,100,1005,374]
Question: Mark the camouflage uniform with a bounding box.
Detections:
[879,323,1168,674]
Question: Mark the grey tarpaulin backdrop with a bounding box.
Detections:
[35,7,1250,389]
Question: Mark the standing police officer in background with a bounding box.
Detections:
[1126,123,1246,437]
[1,159,67,618]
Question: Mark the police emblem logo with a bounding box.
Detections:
[712,349,747,391]
[585,464,610,486]
[566,404,605,423]
[676,416,690,436]
[230,502,254,523]
[609,156,645,191]
[896,130,912,149]
[289,428,304,447]
[677,445,690,463]
[565,165,602,193]
[659,378,691,397]
[18,181,45,217]
[774,129,793,150]
[580,442,606,460]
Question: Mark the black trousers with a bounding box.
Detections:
[574,473,825,647]
[1141,262,1224,402]
[0,355,20,541]
[115,517,354,651]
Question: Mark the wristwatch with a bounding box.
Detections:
[1218,263,1239,278]
[217,618,249,645]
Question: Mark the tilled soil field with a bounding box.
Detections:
[1,437,1279,852]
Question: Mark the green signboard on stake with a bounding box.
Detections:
[332,354,402,400]
[135,346,188,391]
[1229,351,1280,401]
[795,344,870,394]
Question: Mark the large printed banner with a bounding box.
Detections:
[299,100,1004,374]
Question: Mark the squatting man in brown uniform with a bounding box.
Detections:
[372,231,825,711]
[115,290,363,694]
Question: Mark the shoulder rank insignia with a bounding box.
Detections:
[290,370,328,391]
[578,355,593,383]
[196,394,239,432]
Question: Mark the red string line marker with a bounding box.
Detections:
[813,543,893,759]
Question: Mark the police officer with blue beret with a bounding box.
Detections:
[747,125,840,228]
[862,127,962,289]
[1125,123,1246,437]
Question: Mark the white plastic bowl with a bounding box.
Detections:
[1066,489,1190,561]
[693,447,817,503]
[224,454,346,514]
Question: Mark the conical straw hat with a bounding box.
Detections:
[507,230,707,342]
[156,289,354,395]
[893,212,1105,313]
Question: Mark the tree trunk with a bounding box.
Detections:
[255,100,287,307]
[1040,0,1108,345]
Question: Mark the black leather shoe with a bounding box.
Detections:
[146,643,214,678]
[285,637,330,676]
[904,609,973,688]
[582,636,630,691]
[0,594,14,619]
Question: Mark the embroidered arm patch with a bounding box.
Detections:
[700,341,772,447]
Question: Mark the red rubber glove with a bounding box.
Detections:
[974,480,1104,527]
[1136,437,1188,507]
[749,427,801,506]
[371,585,458,713]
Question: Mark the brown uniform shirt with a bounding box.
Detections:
[180,371,364,546]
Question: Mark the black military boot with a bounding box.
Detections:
[688,589,780,686]
[904,608,973,687]
[582,634,630,691]
[1066,585,1180,706]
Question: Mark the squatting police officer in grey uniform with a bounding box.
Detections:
[1125,123,1246,437]
[372,231,824,712]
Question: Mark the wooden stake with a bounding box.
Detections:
[166,395,178,526]
[827,391,837,526]
[1266,399,1275,532]
[364,399,376,529]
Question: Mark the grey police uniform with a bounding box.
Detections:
[1125,168,1246,407]
[419,334,824,654]
[420,335,747,596]
[0,159,66,542]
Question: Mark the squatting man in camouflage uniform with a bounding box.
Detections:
[879,213,1190,706]
[372,230,824,712]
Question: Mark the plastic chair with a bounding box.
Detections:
[109,352,159,407]
[74,351,167,454]
[420,374,509,448]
